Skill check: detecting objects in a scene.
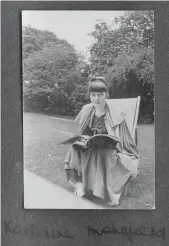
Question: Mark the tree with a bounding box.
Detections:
[89,11,154,122]
[23,26,89,116]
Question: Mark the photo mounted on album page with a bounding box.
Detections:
[22,10,155,210]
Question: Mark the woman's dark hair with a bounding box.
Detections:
[87,76,109,98]
[90,76,107,86]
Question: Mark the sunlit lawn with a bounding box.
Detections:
[24,112,155,209]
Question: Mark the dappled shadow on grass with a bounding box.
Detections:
[24,113,155,210]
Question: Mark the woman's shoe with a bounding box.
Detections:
[74,182,86,197]
[108,201,119,206]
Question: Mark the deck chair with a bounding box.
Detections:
[107,97,141,196]
[108,96,141,145]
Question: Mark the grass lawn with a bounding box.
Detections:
[23,112,155,209]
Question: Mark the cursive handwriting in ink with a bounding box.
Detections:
[87,225,165,242]
[3,220,75,239]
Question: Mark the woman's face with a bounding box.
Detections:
[90,91,106,107]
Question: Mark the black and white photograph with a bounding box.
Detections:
[23,10,155,209]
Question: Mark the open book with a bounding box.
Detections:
[59,134,121,149]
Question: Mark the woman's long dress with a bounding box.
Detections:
[64,112,133,205]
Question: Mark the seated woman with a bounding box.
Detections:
[64,76,139,206]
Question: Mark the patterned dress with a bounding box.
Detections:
[65,112,122,203]
[83,113,108,136]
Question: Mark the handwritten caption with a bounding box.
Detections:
[87,225,165,242]
[3,220,75,239]
[3,220,165,242]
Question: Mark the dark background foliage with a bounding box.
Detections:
[23,11,154,123]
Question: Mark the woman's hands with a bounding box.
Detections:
[91,128,101,135]
[80,135,90,141]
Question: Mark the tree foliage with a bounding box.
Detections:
[22,26,75,59]
[90,11,154,74]
[89,11,154,122]
[23,26,89,116]
[23,46,78,94]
